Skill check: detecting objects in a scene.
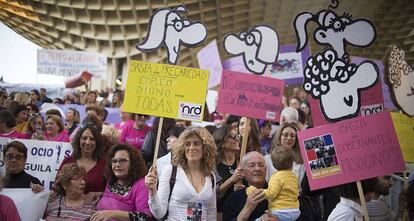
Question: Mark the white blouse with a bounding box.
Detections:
[149,165,217,221]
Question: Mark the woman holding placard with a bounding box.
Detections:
[239,117,262,153]
[145,127,217,220]
[213,125,244,214]
[58,123,106,193]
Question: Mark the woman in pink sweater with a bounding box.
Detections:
[91,144,152,221]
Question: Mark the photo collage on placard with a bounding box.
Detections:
[304,134,341,179]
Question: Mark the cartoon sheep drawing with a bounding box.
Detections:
[384,46,414,116]
[137,6,207,64]
[294,9,379,121]
[223,25,279,75]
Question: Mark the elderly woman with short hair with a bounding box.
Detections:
[44,163,98,220]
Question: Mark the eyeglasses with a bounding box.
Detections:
[227,133,240,141]
[5,154,25,161]
[110,158,129,165]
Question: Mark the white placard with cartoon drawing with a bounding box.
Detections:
[223,25,279,75]
[293,2,379,121]
[136,6,207,64]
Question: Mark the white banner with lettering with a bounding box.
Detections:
[37,49,107,79]
[0,138,73,190]
[0,189,49,221]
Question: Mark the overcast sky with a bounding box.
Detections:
[0,22,65,85]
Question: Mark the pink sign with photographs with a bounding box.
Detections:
[298,111,405,190]
[216,70,285,121]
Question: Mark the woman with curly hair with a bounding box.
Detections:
[91,144,152,221]
[145,127,217,220]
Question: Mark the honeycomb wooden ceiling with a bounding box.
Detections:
[1,0,413,78]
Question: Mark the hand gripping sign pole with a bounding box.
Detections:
[237,118,251,186]
[152,117,164,167]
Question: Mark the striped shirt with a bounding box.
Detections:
[44,193,97,221]
[366,196,396,221]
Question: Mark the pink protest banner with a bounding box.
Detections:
[298,111,405,190]
[197,40,223,89]
[216,70,285,121]
[310,57,385,126]
[222,56,251,74]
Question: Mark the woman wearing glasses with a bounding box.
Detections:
[44,163,98,220]
[145,127,217,221]
[213,125,244,216]
[58,123,106,193]
[2,141,43,192]
[91,144,152,221]
[264,122,304,182]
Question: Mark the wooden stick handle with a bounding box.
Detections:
[152,117,164,167]
[239,118,251,163]
[356,181,370,221]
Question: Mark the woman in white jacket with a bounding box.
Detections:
[145,127,217,221]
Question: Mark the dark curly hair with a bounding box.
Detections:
[105,144,147,186]
[71,123,104,161]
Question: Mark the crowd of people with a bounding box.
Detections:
[0,86,413,221]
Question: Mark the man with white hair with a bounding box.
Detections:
[222,151,278,221]
[279,107,306,130]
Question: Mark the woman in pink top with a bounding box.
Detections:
[119,114,151,150]
[45,115,70,142]
[58,123,106,194]
[114,107,133,134]
[0,110,26,139]
[91,144,152,221]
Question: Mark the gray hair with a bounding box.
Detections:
[280,107,298,124]
[241,151,265,169]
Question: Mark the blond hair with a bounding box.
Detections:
[172,127,216,177]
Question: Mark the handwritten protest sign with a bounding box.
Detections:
[216,70,285,121]
[0,138,73,190]
[0,189,49,221]
[37,49,107,79]
[197,40,223,89]
[391,112,414,162]
[310,57,385,126]
[298,112,405,190]
[123,61,209,121]
[266,44,310,85]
